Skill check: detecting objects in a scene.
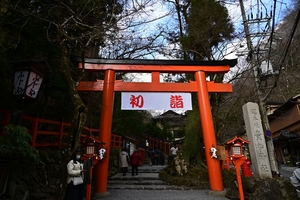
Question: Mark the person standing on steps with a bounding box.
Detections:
[119,149,130,176]
[147,148,154,165]
[159,149,165,165]
[150,148,155,166]
[154,148,160,165]
[130,150,141,176]
[169,144,178,164]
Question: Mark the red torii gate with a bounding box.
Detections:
[75,57,237,198]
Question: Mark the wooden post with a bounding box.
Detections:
[85,165,93,200]
[31,117,39,148]
[234,159,245,200]
[59,120,64,149]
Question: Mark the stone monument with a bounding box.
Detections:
[242,102,272,178]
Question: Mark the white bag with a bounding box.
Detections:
[73,176,83,185]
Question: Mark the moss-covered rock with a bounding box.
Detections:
[160,162,299,199]
[245,177,299,200]
[159,164,210,189]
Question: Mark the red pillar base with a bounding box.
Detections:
[94,192,111,199]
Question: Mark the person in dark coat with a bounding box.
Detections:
[147,148,154,165]
[159,150,165,165]
[154,149,159,165]
[130,150,141,176]
[149,148,155,166]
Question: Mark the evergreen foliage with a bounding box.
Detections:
[173,0,234,165]
[180,0,234,60]
[183,101,202,165]
[0,0,124,151]
[144,121,173,140]
[0,124,39,163]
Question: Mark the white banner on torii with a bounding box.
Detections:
[121,92,192,110]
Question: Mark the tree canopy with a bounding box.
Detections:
[164,0,234,166]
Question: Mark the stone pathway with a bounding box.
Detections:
[105,164,229,199]
[107,164,191,190]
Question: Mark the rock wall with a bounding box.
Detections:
[225,172,300,200]
[0,148,120,200]
[242,177,299,200]
[0,149,67,200]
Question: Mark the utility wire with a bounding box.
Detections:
[266,0,277,77]
[263,6,300,101]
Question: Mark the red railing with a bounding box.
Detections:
[22,115,70,148]
[0,109,11,133]
[145,135,172,155]
[0,109,122,149]
[0,109,172,155]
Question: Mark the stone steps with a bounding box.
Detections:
[107,177,189,190]
[107,166,192,190]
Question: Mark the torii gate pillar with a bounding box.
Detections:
[95,70,115,198]
[195,71,223,190]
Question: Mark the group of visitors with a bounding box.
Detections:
[147,148,164,165]
[62,144,300,200]
[147,144,178,166]
[62,144,179,199]
[119,149,142,176]
[62,148,142,200]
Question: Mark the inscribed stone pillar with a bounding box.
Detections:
[242,102,272,178]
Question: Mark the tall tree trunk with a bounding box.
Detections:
[182,94,206,168]
[57,30,87,151]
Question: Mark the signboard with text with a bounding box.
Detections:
[121,92,192,110]
[13,70,43,98]
[25,71,43,98]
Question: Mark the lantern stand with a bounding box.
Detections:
[81,134,106,200]
[225,136,250,200]
[12,58,49,124]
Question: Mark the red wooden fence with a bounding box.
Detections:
[0,109,122,149]
[145,135,172,155]
[0,109,11,131]
[0,109,172,155]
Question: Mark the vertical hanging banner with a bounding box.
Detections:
[121,92,192,110]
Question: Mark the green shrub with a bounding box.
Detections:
[0,124,39,163]
[108,148,120,176]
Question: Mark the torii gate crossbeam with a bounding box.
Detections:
[75,57,237,198]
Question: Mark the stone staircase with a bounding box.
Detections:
[107,166,188,190]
